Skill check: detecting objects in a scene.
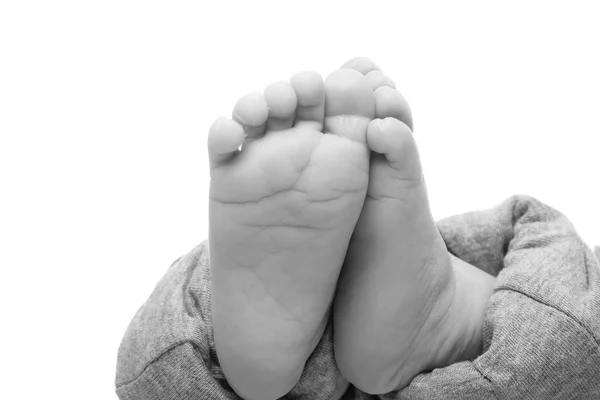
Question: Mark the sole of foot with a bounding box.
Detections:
[208,68,377,400]
[333,57,496,394]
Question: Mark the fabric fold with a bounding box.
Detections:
[116,195,600,399]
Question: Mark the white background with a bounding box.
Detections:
[1,1,598,399]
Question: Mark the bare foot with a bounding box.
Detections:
[208,68,376,400]
[333,57,496,394]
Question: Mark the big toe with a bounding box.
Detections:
[340,56,381,75]
[367,117,422,180]
[324,69,375,143]
[374,86,413,131]
[342,57,413,130]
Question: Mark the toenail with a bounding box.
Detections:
[376,119,388,131]
[351,57,381,73]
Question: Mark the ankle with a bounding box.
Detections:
[440,255,496,364]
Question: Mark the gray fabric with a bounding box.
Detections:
[115,195,600,399]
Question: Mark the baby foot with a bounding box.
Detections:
[208,69,375,400]
[333,58,496,394]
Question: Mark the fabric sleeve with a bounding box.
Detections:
[384,195,600,400]
[116,195,600,399]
